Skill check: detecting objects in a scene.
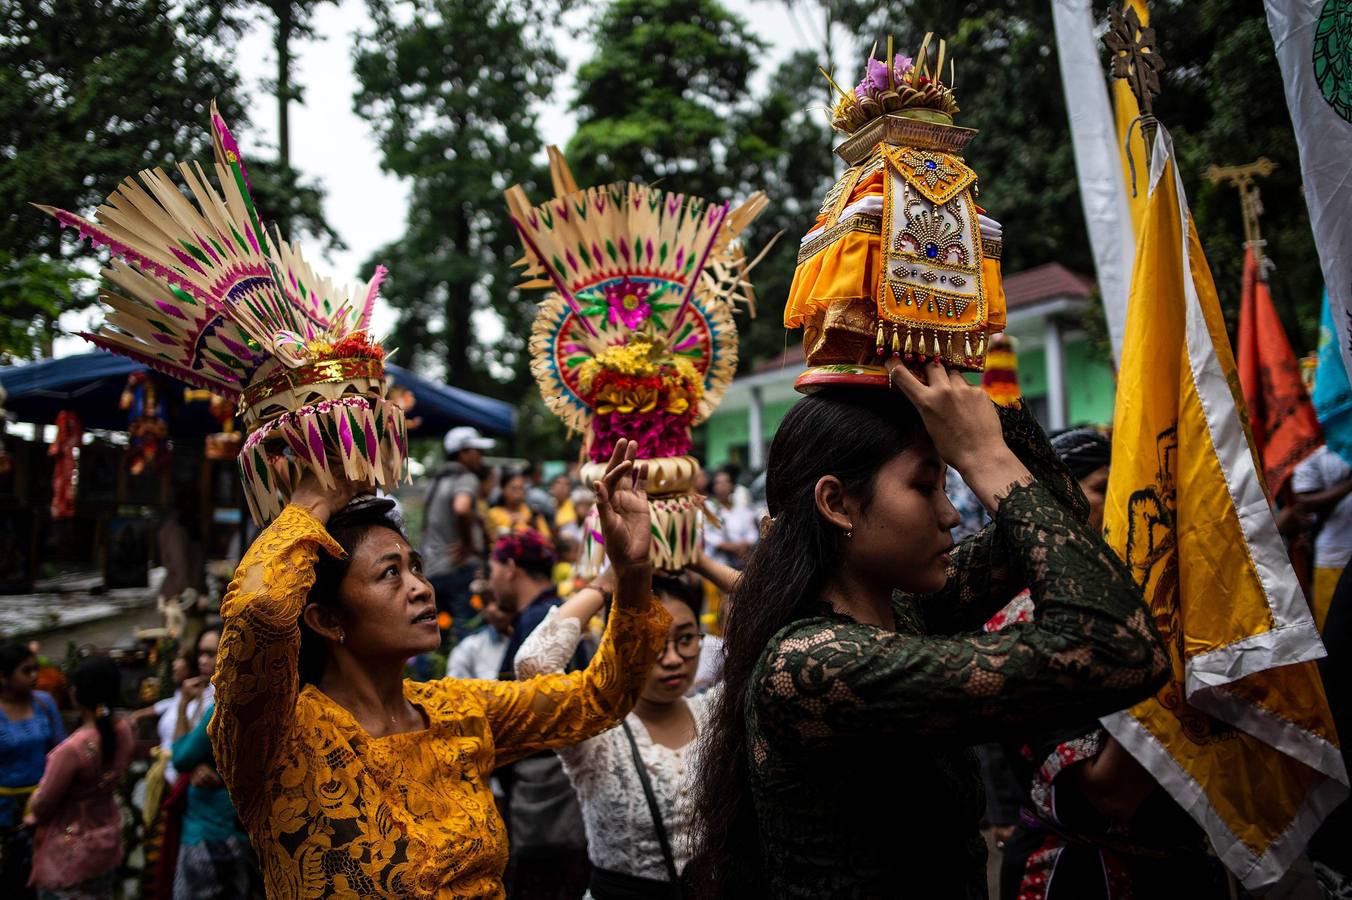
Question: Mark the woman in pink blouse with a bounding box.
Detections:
[26,658,132,899]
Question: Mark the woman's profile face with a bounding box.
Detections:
[846,436,961,595]
[337,526,441,660]
[1078,465,1111,533]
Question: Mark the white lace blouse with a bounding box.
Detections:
[515,606,717,880]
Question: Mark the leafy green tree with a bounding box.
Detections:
[252,0,334,169]
[0,253,80,362]
[250,0,341,243]
[726,49,835,369]
[0,0,243,359]
[0,0,245,263]
[0,0,340,361]
[353,0,566,402]
[568,0,824,372]
[568,0,766,203]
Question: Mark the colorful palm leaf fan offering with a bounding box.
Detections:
[36,102,407,524]
[506,147,767,570]
[786,34,1008,391]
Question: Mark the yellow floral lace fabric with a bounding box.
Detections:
[208,505,669,898]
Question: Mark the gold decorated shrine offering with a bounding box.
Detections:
[787,35,1007,391]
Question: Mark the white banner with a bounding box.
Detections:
[1050,0,1135,366]
[1264,0,1352,376]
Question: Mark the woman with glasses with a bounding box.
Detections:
[514,570,716,899]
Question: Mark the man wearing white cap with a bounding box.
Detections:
[421,426,495,641]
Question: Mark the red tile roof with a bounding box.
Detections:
[753,342,806,374]
[1003,263,1096,309]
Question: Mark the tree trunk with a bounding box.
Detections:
[276,2,293,171]
[445,204,473,387]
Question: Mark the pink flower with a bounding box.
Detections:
[588,408,693,462]
[853,57,890,99]
[603,277,652,329]
[893,53,914,82]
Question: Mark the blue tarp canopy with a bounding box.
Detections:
[0,351,515,437]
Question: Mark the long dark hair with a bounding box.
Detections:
[71,657,124,767]
[0,640,33,681]
[689,387,926,896]
[299,498,406,686]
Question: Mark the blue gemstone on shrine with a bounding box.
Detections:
[925,243,939,259]
[925,159,938,170]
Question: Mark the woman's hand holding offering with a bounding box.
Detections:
[290,469,366,525]
[887,358,1032,513]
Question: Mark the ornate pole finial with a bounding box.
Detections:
[1103,3,1165,170]
[1204,157,1278,273]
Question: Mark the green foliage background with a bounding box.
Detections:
[0,0,340,360]
[0,0,1326,439]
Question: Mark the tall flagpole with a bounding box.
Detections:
[1204,158,1278,272]
[1102,4,1164,174]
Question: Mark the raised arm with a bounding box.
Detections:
[479,439,668,760]
[207,474,350,827]
[689,547,741,596]
[474,583,668,764]
[888,360,1089,633]
[754,479,1169,747]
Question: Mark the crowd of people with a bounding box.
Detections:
[0,366,1347,898]
[424,427,759,651]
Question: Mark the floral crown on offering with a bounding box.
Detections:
[506,147,767,465]
[505,148,767,571]
[787,35,1008,392]
[36,102,407,524]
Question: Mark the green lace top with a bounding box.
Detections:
[745,405,1169,899]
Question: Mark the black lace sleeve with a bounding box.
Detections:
[751,482,1168,746]
[916,402,1091,634]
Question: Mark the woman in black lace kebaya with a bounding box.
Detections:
[689,360,1170,899]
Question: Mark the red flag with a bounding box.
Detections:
[1236,247,1322,493]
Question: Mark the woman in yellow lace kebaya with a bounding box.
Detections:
[208,439,670,898]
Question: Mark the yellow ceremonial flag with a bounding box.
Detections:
[1113,0,1151,236]
[1101,127,1348,889]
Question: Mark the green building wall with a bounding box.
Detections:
[700,398,798,471]
[1016,338,1116,426]
[698,335,1116,470]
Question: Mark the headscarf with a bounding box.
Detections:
[1049,428,1112,480]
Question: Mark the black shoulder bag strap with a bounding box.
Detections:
[620,719,684,898]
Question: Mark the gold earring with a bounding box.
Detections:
[339,629,346,645]
[845,526,853,539]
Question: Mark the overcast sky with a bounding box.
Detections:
[57,0,851,358]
